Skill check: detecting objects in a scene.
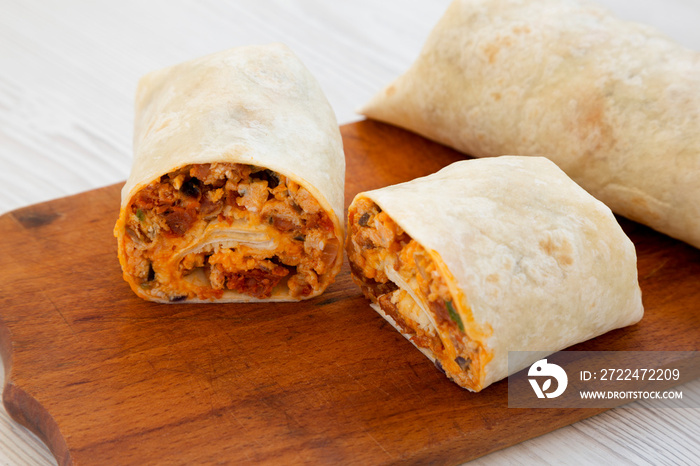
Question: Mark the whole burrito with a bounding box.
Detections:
[346,156,643,391]
[115,44,345,303]
[361,0,700,249]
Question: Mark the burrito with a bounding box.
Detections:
[346,156,643,391]
[361,0,700,249]
[115,44,345,303]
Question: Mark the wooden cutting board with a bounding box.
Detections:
[1,120,699,465]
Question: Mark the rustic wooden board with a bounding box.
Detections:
[1,120,699,465]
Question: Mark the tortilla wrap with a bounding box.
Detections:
[361,0,700,249]
[346,156,643,391]
[115,44,345,303]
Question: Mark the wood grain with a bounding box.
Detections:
[1,120,699,465]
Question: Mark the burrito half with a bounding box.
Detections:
[346,156,643,391]
[361,0,700,249]
[115,44,345,302]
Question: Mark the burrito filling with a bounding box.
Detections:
[346,197,484,390]
[121,163,339,301]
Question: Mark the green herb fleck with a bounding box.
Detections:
[446,301,464,333]
[135,209,145,222]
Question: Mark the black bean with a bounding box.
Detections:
[358,212,370,227]
[267,173,280,189]
[434,359,446,374]
[455,356,471,371]
[180,177,201,197]
[293,235,305,241]
[250,169,279,189]
[147,263,156,281]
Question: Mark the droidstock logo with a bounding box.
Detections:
[528,359,568,398]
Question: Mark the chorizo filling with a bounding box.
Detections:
[120,162,339,301]
[346,197,483,390]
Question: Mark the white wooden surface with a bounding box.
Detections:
[1,0,698,464]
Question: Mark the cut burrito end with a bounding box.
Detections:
[116,162,343,303]
[346,197,492,391]
[346,157,644,392]
[114,44,345,303]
